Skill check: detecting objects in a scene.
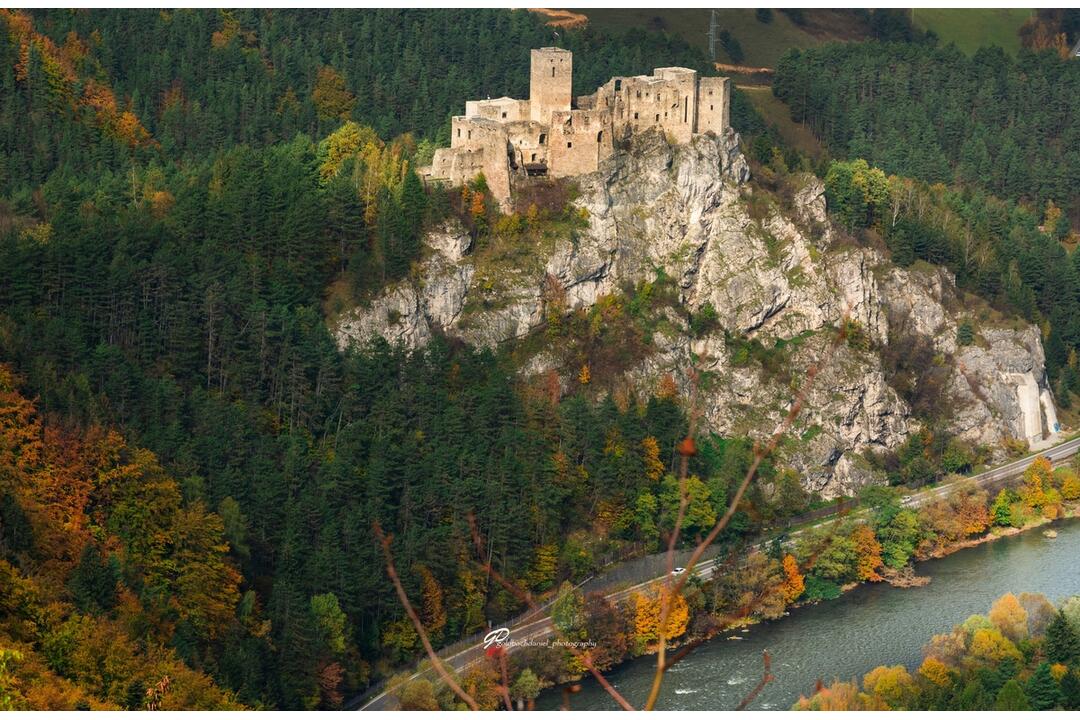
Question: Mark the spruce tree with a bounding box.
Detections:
[1061,669,1080,711]
[994,679,1030,711]
[1026,662,1062,710]
[1047,611,1080,665]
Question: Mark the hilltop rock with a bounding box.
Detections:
[333,128,1057,496]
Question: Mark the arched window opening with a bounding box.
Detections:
[539,133,546,145]
[597,130,604,143]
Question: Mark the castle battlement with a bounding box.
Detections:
[424,48,731,209]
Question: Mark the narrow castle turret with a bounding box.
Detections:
[529,47,573,123]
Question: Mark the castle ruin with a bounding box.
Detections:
[423,48,731,209]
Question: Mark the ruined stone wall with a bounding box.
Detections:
[465,97,530,123]
[652,68,698,143]
[696,77,730,136]
[504,120,550,170]
[548,108,613,177]
[606,76,684,140]
[529,48,572,123]
[426,49,731,210]
[437,117,512,209]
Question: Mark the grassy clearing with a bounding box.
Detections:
[912,8,1031,55]
[574,9,869,68]
[738,85,824,160]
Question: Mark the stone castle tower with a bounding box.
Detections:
[530,47,572,123]
[424,48,731,209]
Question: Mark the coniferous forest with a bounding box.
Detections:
[3,6,1080,712]
[0,8,752,709]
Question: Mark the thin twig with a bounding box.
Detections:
[734,650,775,710]
[497,648,514,711]
[468,514,637,711]
[643,319,848,710]
[374,521,480,711]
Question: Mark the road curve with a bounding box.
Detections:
[354,435,1080,710]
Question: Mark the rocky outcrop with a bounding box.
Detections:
[950,326,1058,448]
[335,223,474,351]
[334,128,1057,496]
[879,264,1060,451]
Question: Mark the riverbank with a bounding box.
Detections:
[535,499,1078,708]
[538,513,1080,710]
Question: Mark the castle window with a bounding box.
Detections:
[597,130,603,143]
[552,67,556,77]
[457,128,461,138]
[531,153,537,161]
[636,91,641,98]
[567,141,572,148]
[634,112,638,119]
[684,96,688,123]
[539,133,546,145]
[655,114,659,121]
[615,79,622,91]
[708,90,713,96]
[710,105,714,111]
[501,111,507,119]
[467,130,472,140]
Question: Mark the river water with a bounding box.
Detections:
[538,518,1080,710]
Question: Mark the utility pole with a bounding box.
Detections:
[707,10,720,62]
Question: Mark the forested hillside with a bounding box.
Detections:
[773,42,1080,218]
[0,8,712,197]
[0,8,766,709]
[769,42,1080,405]
[5,7,1080,711]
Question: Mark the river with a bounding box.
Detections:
[538,517,1080,710]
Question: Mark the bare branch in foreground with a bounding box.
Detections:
[468,513,637,711]
[560,683,582,711]
[643,319,848,711]
[374,520,480,711]
[735,650,775,711]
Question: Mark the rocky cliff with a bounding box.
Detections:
[335,128,1059,497]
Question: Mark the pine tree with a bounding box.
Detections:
[1026,662,1062,710]
[1061,669,1080,711]
[994,679,1031,711]
[1047,611,1080,664]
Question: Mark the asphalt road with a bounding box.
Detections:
[355,434,1080,710]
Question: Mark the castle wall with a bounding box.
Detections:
[465,97,530,123]
[438,117,512,210]
[696,77,730,136]
[426,48,731,210]
[504,120,550,171]
[548,108,613,178]
[530,48,572,124]
[652,68,698,143]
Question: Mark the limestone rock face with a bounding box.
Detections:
[950,326,1055,448]
[334,220,474,352]
[879,263,1059,452]
[425,221,473,262]
[333,129,1056,496]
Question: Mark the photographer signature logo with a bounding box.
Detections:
[481,626,595,656]
[483,627,511,649]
